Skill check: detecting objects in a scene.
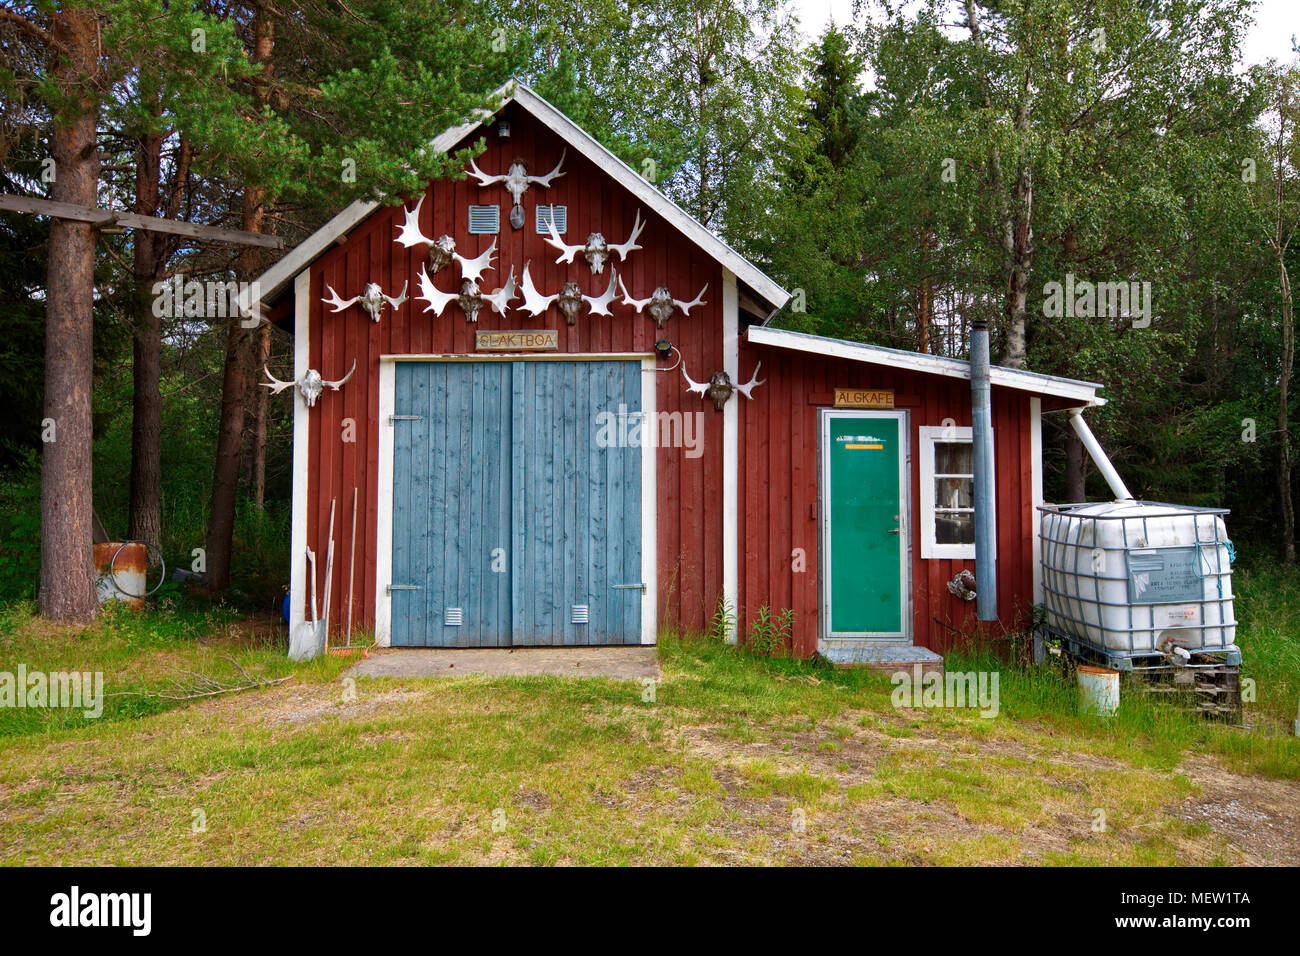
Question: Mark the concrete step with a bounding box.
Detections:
[820,641,944,675]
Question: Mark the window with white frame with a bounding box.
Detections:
[918,425,992,559]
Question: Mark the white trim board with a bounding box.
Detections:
[639,356,658,645]
[747,325,1105,406]
[722,268,740,643]
[1030,397,1044,605]
[288,268,312,638]
[253,81,790,311]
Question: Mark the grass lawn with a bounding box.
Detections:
[0,566,1296,867]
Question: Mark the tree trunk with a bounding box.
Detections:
[1065,430,1086,503]
[1277,254,1294,562]
[128,130,165,552]
[39,8,100,622]
[204,5,273,591]
[1000,167,1033,369]
[249,322,270,510]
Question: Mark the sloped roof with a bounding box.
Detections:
[252,81,790,310]
[746,326,1105,406]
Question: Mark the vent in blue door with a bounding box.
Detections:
[444,607,464,626]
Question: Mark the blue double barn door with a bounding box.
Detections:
[391,360,643,647]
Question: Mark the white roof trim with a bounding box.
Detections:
[253,81,790,310]
[746,326,1105,405]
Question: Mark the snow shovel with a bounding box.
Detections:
[288,548,320,661]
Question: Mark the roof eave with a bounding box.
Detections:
[746,325,1105,406]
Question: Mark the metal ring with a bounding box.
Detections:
[107,540,167,599]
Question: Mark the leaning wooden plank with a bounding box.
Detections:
[0,193,285,249]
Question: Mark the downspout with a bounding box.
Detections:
[1067,408,1133,502]
[970,319,997,621]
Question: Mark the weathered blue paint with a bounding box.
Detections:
[391,360,642,647]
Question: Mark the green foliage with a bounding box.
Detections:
[745,605,795,657]
[708,594,737,643]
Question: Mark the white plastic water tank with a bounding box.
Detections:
[1039,501,1236,655]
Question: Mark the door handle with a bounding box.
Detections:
[888,528,902,535]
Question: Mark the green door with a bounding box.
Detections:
[821,410,909,639]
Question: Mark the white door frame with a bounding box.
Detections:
[374,353,657,647]
[818,408,913,644]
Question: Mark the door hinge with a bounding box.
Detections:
[612,583,646,592]
[386,584,421,593]
[389,414,423,424]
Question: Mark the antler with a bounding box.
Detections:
[323,360,357,391]
[543,218,585,265]
[519,261,557,317]
[733,361,765,400]
[453,238,497,282]
[673,284,708,316]
[394,194,434,249]
[483,266,518,316]
[617,275,652,312]
[680,361,708,397]
[261,366,296,394]
[526,147,566,187]
[608,210,645,261]
[322,285,359,313]
[383,281,408,310]
[416,265,458,316]
[466,155,508,187]
[583,272,619,317]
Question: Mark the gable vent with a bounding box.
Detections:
[468,205,499,235]
[536,204,567,235]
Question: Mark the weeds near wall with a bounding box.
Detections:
[747,605,796,657]
[708,594,736,643]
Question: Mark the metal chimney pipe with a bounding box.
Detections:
[970,318,997,621]
[1068,408,1134,502]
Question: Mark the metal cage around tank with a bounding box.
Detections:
[1037,501,1239,669]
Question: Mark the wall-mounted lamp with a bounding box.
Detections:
[655,339,673,360]
[497,119,512,139]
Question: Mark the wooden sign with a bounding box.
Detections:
[475,330,559,352]
[834,388,894,409]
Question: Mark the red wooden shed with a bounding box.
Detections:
[252,81,1105,662]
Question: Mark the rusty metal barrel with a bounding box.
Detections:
[93,542,148,610]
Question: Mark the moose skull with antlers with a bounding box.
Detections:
[467,149,567,229]
[682,361,764,412]
[262,361,356,408]
[618,278,708,328]
[543,210,645,274]
[323,282,407,323]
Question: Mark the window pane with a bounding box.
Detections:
[934,476,973,510]
[934,440,973,475]
[935,511,975,544]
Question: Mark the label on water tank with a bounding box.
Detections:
[1127,547,1202,604]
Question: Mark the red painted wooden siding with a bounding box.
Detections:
[737,342,1039,657]
[299,103,727,639]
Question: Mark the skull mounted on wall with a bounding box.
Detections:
[429,235,456,274]
[458,279,484,323]
[322,282,407,324]
[556,281,584,326]
[467,149,567,229]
